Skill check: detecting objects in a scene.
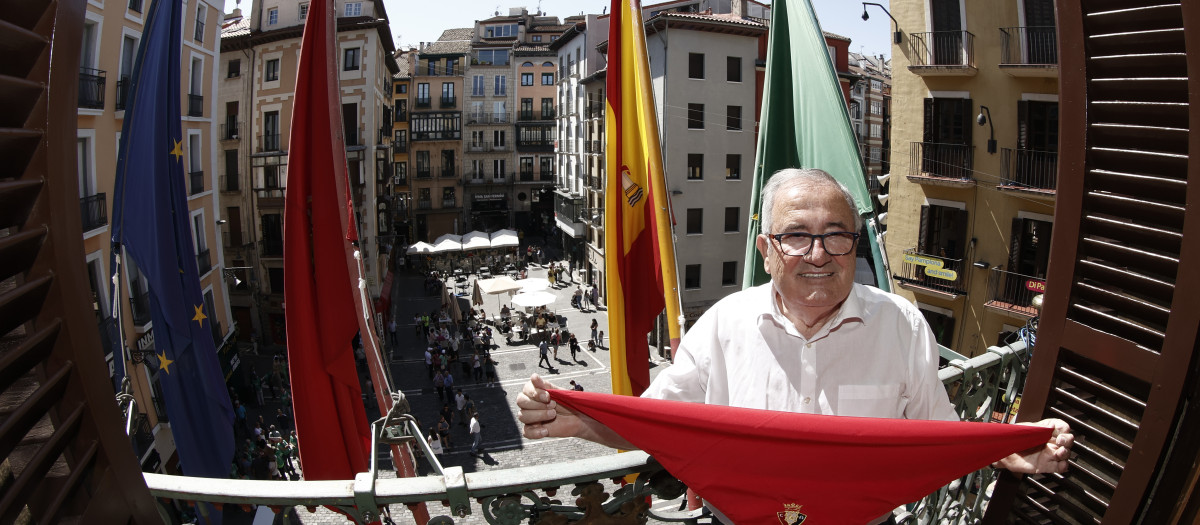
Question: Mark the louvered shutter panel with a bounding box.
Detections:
[917,205,931,254]
[985,1,1199,522]
[923,98,935,143]
[1017,100,1030,150]
[1007,218,1023,273]
[962,98,974,147]
[0,0,161,522]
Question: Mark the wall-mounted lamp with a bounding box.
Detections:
[972,260,990,269]
[876,212,888,225]
[862,3,903,44]
[976,105,997,154]
[216,218,228,225]
[671,190,683,195]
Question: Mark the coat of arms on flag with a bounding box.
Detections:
[777,503,807,524]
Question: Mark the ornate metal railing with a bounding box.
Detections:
[141,337,1034,525]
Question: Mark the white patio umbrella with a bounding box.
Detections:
[461,231,492,251]
[474,276,526,310]
[518,277,550,292]
[490,229,519,248]
[431,234,463,253]
[511,290,556,308]
[405,241,434,254]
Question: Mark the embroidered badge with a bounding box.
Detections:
[777,503,807,525]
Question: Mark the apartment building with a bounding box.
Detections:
[848,52,892,209]
[551,14,609,283]
[643,9,768,326]
[78,0,234,474]
[390,50,414,246]
[218,0,399,345]
[887,0,1058,356]
[411,29,468,240]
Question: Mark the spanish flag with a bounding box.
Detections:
[605,0,683,396]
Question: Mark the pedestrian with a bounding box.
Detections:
[443,370,455,403]
[437,415,452,449]
[388,318,397,347]
[590,286,598,309]
[590,318,599,346]
[433,369,446,401]
[551,329,560,359]
[569,334,580,361]
[425,347,434,378]
[469,410,483,456]
[276,408,291,431]
[570,380,584,391]
[485,356,497,386]
[250,368,264,406]
[538,339,552,369]
[440,403,455,428]
[473,353,483,382]
[427,429,443,456]
[456,389,467,426]
[548,267,556,288]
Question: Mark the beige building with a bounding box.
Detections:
[390,49,414,245]
[411,29,468,240]
[79,0,234,474]
[886,0,1058,357]
[218,0,398,345]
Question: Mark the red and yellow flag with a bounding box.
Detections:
[605,0,683,397]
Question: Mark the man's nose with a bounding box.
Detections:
[803,238,834,264]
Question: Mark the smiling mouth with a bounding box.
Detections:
[799,272,835,278]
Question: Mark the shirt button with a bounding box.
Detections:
[805,342,813,348]
[803,397,811,405]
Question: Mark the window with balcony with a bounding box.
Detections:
[541,98,554,119]
[188,57,204,117]
[688,52,704,79]
[539,156,553,180]
[520,157,534,180]
[188,134,203,194]
[224,150,239,190]
[192,212,210,275]
[343,48,360,71]
[896,203,968,295]
[685,264,701,289]
[440,82,455,107]
[727,56,741,82]
[722,261,738,286]
[520,98,533,120]
[416,83,430,107]
[126,254,151,325]
[411,112,461,141]
[262,110,280,151]
[724,207,739,232]
[726,105,742,131]
[686,208,702,235]
[688,103,704,129]
[440,150,456,178]
[1003,100,1059,191]
[688,154,703,180]
[915,97,973,180]
[988,216,1053,314]
[476,49,510,66]
[415,151,431,178]
[265,58,280,82]
[442,187,457,209]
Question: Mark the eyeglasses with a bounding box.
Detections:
[766,231,860,257]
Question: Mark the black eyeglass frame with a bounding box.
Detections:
[765,231,861,257]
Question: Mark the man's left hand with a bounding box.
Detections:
[995,418,1073,474]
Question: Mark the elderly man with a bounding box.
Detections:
[518,169,1072,524]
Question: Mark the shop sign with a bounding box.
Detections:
[1025,279,1046,293]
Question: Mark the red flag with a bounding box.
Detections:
[549,390,1050,524]
[605,0,684,396]
[283,0,371,480]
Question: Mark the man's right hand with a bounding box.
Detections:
[516,374,638,449]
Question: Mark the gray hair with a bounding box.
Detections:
[759,168,864,234]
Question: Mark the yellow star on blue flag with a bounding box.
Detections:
[170,139,183,162]
[157,351,175,374]
[192,304,207,327]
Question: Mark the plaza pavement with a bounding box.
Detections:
[274,260,681,524]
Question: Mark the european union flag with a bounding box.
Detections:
[110,0,234,491]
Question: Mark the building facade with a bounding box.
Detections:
[79,0,235,475]
[390,49,414,246]
[218,0,399,346]
[412,29,468,241]
[887,0,1058,356]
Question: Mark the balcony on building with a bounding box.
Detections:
[222,230,244,249]
[260,238,283,258]
[540,169,554,182]
[893,248,968,298]
[999,148,1057,198]
[518,110,535,121]
[78,67,106,109]
[587,174,603,191]
[415,97,431,109]
[189,170,204,195]
[907,142,975,187]
[127,0,143,13]
[586,102,604,119]
[984,267,1045,318]
[80,193,107,232]
[999,26,1058,77]
[392,140,408,153]
[258,133,282,152]
[907,31,977,76]
[222,121,240,141]
[416,167,432,179]
[130,290,151,325]
[516,139,553,153]
[416,199,433,210]
[187,94,204,117]
[466,112,509,125]
[221,173,239,192]
[115,75,130,110]
[439,165,457,179]
[440,95,457,108]
[441,197,458,209]
[346,126,365,147]
[195,247,211,275]
[519,169,535,182]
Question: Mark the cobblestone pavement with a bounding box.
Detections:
[264,260,682,524]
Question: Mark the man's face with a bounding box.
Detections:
[755,182,857,315]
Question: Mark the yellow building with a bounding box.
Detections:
[218,0,399,345]
[78,0,235,474]
[391,49,414,245]
[886,0,1058,357]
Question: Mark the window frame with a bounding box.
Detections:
[726,105,742,131]
[726,56,742,82]
[688,52,704,79]
[687,103,704,129]
[343,47,360,71]
[686,208,703,235]
[687,153,703,180]
[684,264,702,289]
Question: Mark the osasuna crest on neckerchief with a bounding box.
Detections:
[777,503,807,525]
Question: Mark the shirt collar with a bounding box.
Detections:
[758,282,867,341]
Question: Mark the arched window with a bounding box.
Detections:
[542,61,553,67]
[521,61,534,67]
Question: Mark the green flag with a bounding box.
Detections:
[743,0,889,291]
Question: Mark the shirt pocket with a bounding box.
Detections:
[837,383,903,418]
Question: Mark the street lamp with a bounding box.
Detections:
[861,3,903,44]
[976,105,997,154]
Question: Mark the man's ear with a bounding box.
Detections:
[755,234,772,275]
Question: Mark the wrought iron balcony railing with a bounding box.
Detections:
[221,174,239,192]
[258,133,282,152]
[130,290,152,325]
[195,248,211,275]
[908,31,976,69]
[999,26,1058,66]
[139,338,1035,524]
[984,267,1045,318]
[115,76,130,110]
[189,170,204,195]
[187,94,204,117]
[78,67,106,109]
[909,141,974,182]
[1000,148,1057,193]
[894,248,969,296]
[260,238,283,257]
[80,193,107,232]
[222,121,240,141]
[440,95,457,108]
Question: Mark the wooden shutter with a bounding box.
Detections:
[961,98,973,147]
[1007,218,1023,273]
[1017,100,1030,150]
[986,1,1199,522]
[917,205,931,254]
[922,98,935,144]
[0,0,160,522]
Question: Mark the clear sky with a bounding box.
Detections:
[223,1,894,59]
